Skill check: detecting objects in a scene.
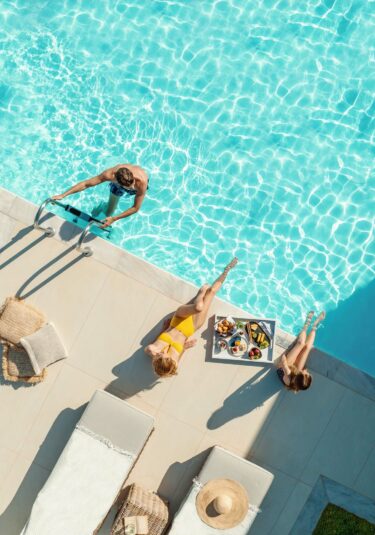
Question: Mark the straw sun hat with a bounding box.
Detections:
[196,479,248,529]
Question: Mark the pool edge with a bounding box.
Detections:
[1,186,374,401]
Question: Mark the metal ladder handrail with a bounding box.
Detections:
[34,198,110,257]
[33,197,61,236]
[76,220,105,257]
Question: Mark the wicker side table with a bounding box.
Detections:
[111,484,169,535]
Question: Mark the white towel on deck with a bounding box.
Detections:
[21,425,134,535]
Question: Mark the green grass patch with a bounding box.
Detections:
[313,504,375,535]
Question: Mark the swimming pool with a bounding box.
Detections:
[0,1,374,375]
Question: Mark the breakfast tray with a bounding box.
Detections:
[212,315,277,365]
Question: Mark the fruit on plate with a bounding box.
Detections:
[260,341,269,349]
[231,344,246,355]
[229,335,247,355]
[249,347,262,360]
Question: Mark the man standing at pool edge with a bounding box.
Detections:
[52,163,149,228]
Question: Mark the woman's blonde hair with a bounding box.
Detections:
[288,365,312,392]
[152,354,178,378]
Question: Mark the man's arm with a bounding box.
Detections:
[52,174,108,200]
[101,191,146,227]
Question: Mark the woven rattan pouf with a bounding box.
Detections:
[111,484,169,535]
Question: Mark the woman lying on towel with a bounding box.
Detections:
[276,310,325,392]
[145,258,238,377]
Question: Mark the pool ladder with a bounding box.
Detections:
[33,198,110,257]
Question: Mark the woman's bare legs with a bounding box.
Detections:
[284,310,314,367]
[294,311,325,371]
[193,257,238,330]
[173,284,211,318]
[174,258,238,320]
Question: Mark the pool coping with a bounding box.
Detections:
[1,186,374,401]
[290,475,375,533]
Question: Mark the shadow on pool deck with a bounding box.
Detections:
[15,244,85,299]
[207,367,281,430]
[0,226,46,269]
[105,312,174,398]
[157,448,211,513]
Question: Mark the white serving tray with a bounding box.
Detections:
[212,315,277,365]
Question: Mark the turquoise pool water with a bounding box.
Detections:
[0,1,374,375]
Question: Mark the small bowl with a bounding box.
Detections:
[249,347,262,360]
[216,338,228,351]
[215,319,236,338]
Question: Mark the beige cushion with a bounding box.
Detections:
[1,344,46,383]
[0,297,45,345]
[79,390,155,456]
[20,323,67,375]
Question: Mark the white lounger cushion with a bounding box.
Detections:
[198,446,273,504]
[78,389,154,456]
[21,390,154,535]
[168,446,274,535]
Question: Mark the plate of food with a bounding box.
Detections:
[215,317,236,338]
[245,321,270,349]
[229,334,248,356]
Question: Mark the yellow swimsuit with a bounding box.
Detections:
[157,314,195,356]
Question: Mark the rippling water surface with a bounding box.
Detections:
[0,0,374,372]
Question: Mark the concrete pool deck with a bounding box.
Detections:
[0,187,374,534]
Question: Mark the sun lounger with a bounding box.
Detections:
[168,446,274,534]
[20,390,154,535]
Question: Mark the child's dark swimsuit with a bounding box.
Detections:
[276,368,286,386]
